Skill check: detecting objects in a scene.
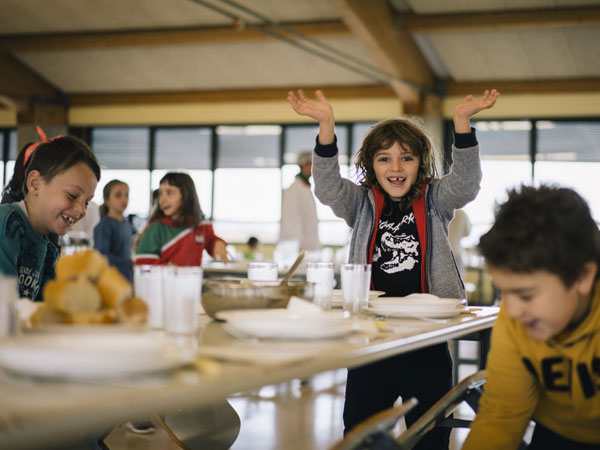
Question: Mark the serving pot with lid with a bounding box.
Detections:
[201,278,314,319]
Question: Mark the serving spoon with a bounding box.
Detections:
[279,250,307,286]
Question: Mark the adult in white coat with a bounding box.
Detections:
[279,151,321,252]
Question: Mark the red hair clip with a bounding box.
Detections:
[23,126,64,167]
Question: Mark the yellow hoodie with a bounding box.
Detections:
[463,280,600,449]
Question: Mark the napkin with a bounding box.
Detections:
[286,296,323,313]
[287,296,379,336]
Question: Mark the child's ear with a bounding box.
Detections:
[575,261,598,297]
[26,170,43,195]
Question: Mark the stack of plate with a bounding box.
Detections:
[0,332,189,379]
[216,309,355,339]
[366,294,467,319]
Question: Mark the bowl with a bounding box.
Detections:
[201,278,314,319]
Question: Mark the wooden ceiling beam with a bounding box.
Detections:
[328,0,435,111]
[0,53,63,108]
[69,85,396,106]
[398,7,600,34]
[448,78,600,95]
[0,20,349,52]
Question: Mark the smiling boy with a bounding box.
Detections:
[463,185,600,449]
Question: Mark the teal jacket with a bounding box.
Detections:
[0,203,59,301]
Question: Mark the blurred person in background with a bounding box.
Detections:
[279,151,321,253]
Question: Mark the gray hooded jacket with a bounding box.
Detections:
[312,135,482,300]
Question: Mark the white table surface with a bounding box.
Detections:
[0,306,498,449]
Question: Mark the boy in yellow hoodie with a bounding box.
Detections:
[463,185,600,449]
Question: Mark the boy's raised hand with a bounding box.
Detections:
[453,89,499,133]
[287,89,334,123]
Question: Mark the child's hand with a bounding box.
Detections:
[287,89,334,123]
[287,89,335,145]
[213,240,229,263]
[453,89,499,133]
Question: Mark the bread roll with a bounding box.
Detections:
[117,296,148,324]
[56,250,108,282]
[97,267,133,308]
[30,304,69,325]
[64,309,118,325]
[43,278,102,313]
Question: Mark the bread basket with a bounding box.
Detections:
[201,278,314,319]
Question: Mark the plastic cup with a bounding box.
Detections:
[162,266,203,335]
[341,264,371,314]
[306,262,335,309]
[134,265,164,329]
[0,275,18,337]
[247,262,278,281]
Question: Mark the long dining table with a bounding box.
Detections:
[0,305,498,449]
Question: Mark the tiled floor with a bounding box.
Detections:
[105,362,478,449]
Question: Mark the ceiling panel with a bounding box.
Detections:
[0,0,340,35]
[15,36,375,93]
[429,27,600,81]
[405,0,600,14]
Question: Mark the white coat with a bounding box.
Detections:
[279,177,320,251]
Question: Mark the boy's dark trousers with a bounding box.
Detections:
[343,343,453,450]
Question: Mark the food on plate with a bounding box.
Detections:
[43,277,102,313]
[30,304,69,325]
[32,249,147,327]
[63,309,118,325]
[97,266,133,308]
[55,249,108,282]
[117,297,148,324]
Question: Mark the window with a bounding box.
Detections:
[152,127,213,217]
[462,121,532,247]
[91,128,151,217]
[534,121,600,221]
[3,130,18,193]
[213,126,282,242]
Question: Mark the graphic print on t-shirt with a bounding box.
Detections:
[373,212,419,274]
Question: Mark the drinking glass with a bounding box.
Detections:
[340,264,371,314]
[247,262,278,281]
[162,266,203,335]
[0,275,18,337]
[134,265,164,329]
[306,262,335,309]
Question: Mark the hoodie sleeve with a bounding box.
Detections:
[312,136,366,227]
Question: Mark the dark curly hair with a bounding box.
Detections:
[478,185,600,287]
[354,118,438,208]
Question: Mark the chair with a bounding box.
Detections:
[330,370,487,450]
[330,398,418,450]
[395,369,487,449]
[156,400,241,449]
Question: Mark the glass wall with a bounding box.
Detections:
[462,120,532,247]
[91,127,151,217]
[3,117,596,247]
[534,121,600,220]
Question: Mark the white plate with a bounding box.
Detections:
[369,297,466,308]
[216,309,355,339]
[331,290,385,307]
[24,324,146,334]
[366,305,468,319]
[0,333,189,379]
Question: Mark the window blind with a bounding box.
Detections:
[154,128,211,170]
[216,126,280,168]
[91,128,150,170]
[536,121,600,162]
